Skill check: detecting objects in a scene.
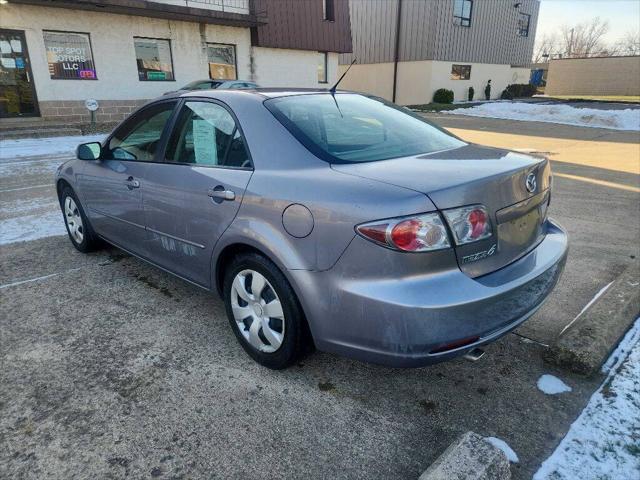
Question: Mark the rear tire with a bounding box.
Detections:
[59,185,101,253]
[223,252,307,369]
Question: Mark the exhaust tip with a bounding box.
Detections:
[463,347,485,362]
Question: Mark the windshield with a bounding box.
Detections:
[264,93,466,163]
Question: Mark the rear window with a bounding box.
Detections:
[264,93,465,163]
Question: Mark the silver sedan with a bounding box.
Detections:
[56,89,568,369]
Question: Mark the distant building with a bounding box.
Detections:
[545,56,640,97]
[339,0,539,105]
[0,0,352,122]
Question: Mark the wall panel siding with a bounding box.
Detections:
[340,0,538,66]
[252,0,352,53]
[340,0,398,64]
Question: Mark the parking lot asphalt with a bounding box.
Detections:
[1,114,638,479]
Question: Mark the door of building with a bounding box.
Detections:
[0,29,39,118]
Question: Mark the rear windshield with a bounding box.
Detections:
[264,93,465,163]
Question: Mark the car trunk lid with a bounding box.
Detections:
[331,145,551,277]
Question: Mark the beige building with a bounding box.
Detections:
[338,0,539,105]
[0,0,352,126]
[545,56,640,97]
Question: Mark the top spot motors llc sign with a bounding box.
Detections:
[44,32,97,80]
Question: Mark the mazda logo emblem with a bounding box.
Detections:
[525,173,537,193]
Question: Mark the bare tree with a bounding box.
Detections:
[615,30,640,56]
[533,33,560,63]
[560,17,610,57]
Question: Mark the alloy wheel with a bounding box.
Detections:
[230,269,285,353]
[64,196,84,244]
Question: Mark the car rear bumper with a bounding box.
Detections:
[289,218,568,367]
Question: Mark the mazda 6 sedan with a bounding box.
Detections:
[56,89,568,369]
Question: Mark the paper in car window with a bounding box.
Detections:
[192,119,217,165]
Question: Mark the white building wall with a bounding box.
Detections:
[425,61,531,104]
[339,60,532,105]
[252,47,339,88]
[0,4,251,101]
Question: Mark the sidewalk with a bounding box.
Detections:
[534,319,640,479]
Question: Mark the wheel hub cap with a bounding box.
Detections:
[64,196,84,244]
[230,269,285,353]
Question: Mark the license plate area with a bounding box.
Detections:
[496,190,548,262]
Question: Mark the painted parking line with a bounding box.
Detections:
[0,267,84,290]
[559,281,615,335]
[553,173,640,193]
[0,184,53,193]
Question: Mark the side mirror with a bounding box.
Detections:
[77,142,102,160]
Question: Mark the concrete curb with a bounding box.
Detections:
[419,432,511,480]
[544,260,640,376]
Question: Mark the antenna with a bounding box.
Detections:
[330,58,356,94]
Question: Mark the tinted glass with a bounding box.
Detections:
[207,43,236,80]
[106,102,176,161]
[165,101,251,168]
[453,0,472,26]
[134,38,174,81]
[451,64,471,80]
[43,31,96,80]
[317,52,327,83]
[265,94,466,163]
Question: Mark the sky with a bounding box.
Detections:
[536,0,640,43]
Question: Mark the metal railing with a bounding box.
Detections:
[150,0,250,15]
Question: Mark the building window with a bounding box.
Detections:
[453,0,473,27]
[43,31,97,80]
[451,64,471,80]
[134,37,174,81]
[207,43,237,80]
[318,52,328,83]
[323,0,335,21]
[518,13,531,37]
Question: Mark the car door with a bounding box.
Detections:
[142,99,254,287]
[78,100,177,256]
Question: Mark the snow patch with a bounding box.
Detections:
[444,102,640,131]
[484,437,519,463]
[534,318,640,480]
[602,317,640,374]
[0,134,104,160]
[0,210,66,245]
[537,374,572,395]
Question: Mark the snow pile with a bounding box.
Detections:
[0,134,104,160]
[484,437,519,463]
[537,374,572,395]
[444,102,640,131]
[534,318,640,480]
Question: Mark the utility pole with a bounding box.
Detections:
[392,0,403,103]
[567,27,574,58]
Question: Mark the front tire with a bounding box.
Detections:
[223,252,307,369]
[59,185,100,253]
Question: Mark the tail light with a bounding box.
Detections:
[442,205,492,245]
[356,212,450,252]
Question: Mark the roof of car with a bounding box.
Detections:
[180,88,350,99]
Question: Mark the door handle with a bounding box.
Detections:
[208,186,235,203]
[125,176,140,190]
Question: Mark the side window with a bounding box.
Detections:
[106,102,176,161]
[165,101,251,168]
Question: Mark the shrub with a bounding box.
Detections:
[500,89,514,100]
[505,83,537,98]
[468,86,475,101]
[433,88,454,104]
